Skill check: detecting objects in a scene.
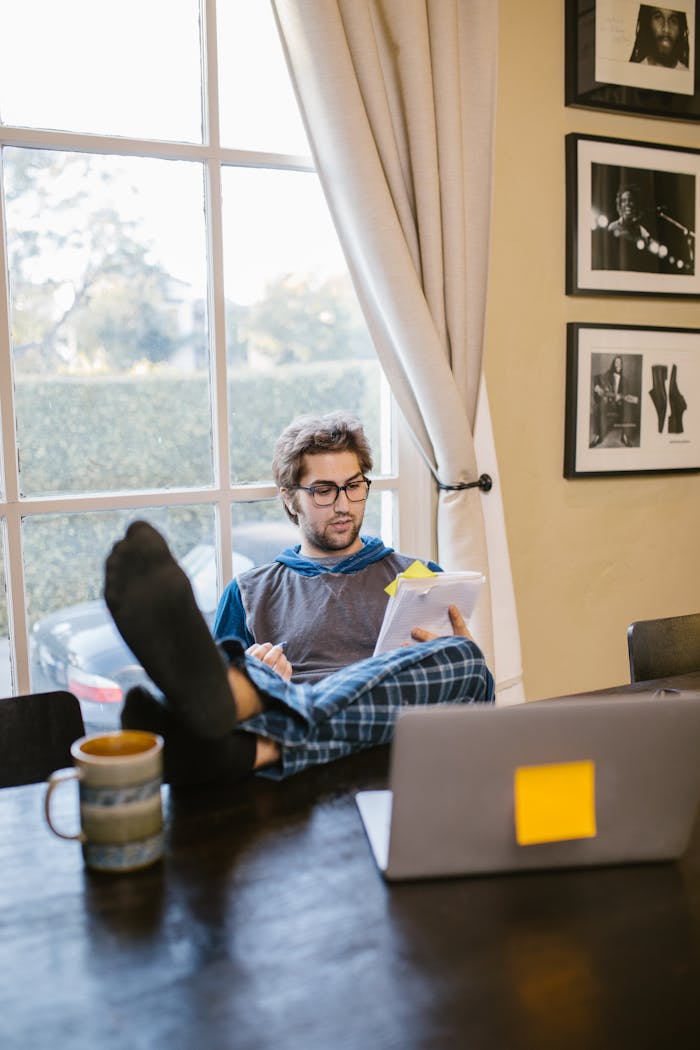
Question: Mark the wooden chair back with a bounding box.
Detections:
[627,613,700,683]
[0,691,85,787]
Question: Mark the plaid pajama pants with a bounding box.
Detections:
[220,636,494,779]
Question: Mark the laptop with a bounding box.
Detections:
[355,690,700,880]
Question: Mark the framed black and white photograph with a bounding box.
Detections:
[566,133,700,296]
[566,0,700,121]
[564,323,700,477]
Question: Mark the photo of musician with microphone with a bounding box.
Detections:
[590,353,642,449]
[606,183,653,255]
[591,166,695,276]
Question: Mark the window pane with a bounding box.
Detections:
[26,506,216,732]
[0,0,203,142]
[230,502,298,559]
[0,525,12,695]
[3,148,212,497]
[0,405,4,501]
[217,0,309,154]
[221,166,383,483]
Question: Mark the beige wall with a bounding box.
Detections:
[485,0,700,699]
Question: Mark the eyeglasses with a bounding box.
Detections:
[293,477,371,507]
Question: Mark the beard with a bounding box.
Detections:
[300,513,363,554]
[653,33,679,66]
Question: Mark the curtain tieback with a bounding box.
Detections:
[437,473,493,493]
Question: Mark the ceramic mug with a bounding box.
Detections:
[44,730,164,873]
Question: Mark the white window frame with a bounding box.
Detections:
[0,0,432,696]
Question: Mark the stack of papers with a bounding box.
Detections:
[373,571,485,656]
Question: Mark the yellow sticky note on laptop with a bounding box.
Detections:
[384,559,437,597]
[514,760,597,846]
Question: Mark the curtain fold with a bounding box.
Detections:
[272,0,524,702]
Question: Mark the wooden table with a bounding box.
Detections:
[2,677,700,1050]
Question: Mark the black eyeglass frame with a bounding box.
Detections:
[292,476,372,507]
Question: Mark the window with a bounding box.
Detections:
[0,0,429,725]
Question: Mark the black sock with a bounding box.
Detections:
[122,686,257,787]
[104,520,244,740]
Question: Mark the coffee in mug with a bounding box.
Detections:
[44,730,164,873]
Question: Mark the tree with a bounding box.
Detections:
[241,272,374,366]
[4,148,195,373]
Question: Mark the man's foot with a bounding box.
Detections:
[104,520,251,739]
[122,686,258,786]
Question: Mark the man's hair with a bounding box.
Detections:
[629,6,690,66]
[272,411,373,523]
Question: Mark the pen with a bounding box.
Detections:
[277,640,287,650]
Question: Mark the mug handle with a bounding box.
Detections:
[44,767,86,842]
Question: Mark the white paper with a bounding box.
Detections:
[373,572,485,656]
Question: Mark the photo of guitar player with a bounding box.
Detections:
[590,353,642,448]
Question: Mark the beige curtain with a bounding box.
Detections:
[272,0,524,702]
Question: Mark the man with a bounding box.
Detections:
[597,183,660,274]
[105,521,494,787]
[607,185,652,247]
[104,413,493,787]
[629,7,690,69]
[590,356,639,448]
[214,411,444,682]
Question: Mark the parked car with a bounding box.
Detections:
[29,521,297,732]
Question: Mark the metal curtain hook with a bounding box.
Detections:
[437,473,493,493]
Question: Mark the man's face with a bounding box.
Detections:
[650,8,681,64]
[283,450,367,558]
[613,357,623,374]
[618,190,639,224]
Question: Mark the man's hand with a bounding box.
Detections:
[245,642,293,680]
[410,603,474,643]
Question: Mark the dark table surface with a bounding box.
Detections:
[2,675,700,1050]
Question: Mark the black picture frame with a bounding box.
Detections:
[566,0,700,122]
[564,322,700,477]
[566,132,700,296]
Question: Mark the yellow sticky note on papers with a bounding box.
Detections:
[384,559,437,597]
[514,760,597,846]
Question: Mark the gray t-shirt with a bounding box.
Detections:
[237,551,428,682]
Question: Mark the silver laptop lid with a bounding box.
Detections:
[377,692,700,880]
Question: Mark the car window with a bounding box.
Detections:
[182,545,254,614]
